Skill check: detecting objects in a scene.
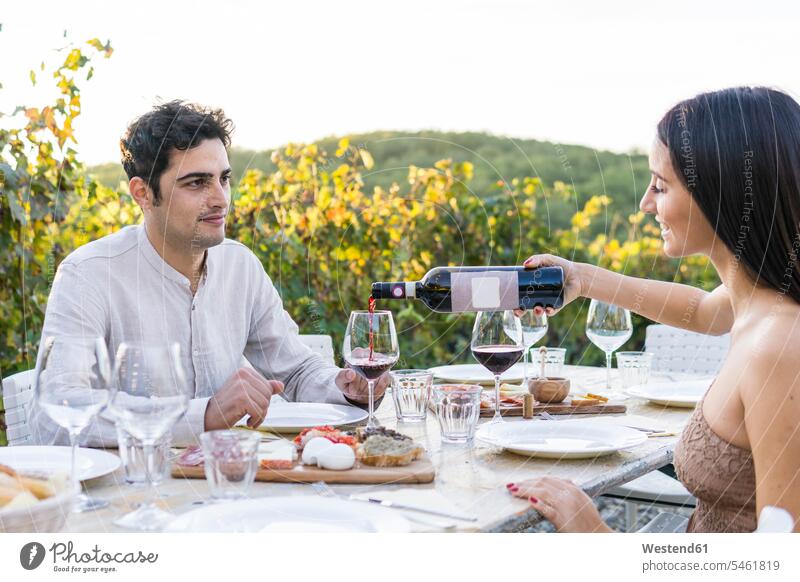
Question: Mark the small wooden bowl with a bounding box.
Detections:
[527,377,570,404]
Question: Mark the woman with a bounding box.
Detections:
[509,87,800,533]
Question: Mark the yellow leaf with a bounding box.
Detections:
[358,149,374,170]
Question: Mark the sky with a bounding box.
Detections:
[1,0,799,165]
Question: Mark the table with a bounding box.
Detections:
[65,365,702,533]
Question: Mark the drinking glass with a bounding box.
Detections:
[616,351,654,388]
[343,310,399,429]
[110,342,190,530]
[34,335,111,512]
[531,347,567,378]
[471,310,523,424]
[586,300,633,391]
[432,384,482,444]
[200,430,260,500]
[390,369,433,422]
[116,427,171,486]
[515,311,548,382]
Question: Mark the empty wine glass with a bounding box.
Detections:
[517,311,548,382]
[586,300,633,391]
[34,335,111,512]
[110,342,190,530]
[472,310,523,423]
[343,310,399,429]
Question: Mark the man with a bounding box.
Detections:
[29,101,388,447]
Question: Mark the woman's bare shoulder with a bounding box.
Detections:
[738,310,800,421]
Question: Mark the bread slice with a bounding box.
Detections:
[570,396,601,406]
[358,435,423,467]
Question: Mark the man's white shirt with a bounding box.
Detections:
[28,224,348,446]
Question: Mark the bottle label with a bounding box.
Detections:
[451,271,519,312]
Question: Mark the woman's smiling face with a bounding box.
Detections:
[640,139,717,258]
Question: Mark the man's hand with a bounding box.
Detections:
[335,368,390,404]
[204,368,284,430]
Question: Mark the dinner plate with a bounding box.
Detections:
[0,446,121,481]
[244,398,368,433]
[428,363,526,386]
[164,496,410,533]
[625,379,713,408]
[475,419,647,459]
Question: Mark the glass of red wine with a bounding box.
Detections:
[471,310,523,424]
[343,309,399,429]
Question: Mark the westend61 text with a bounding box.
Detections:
[49,542,159,564]
[642,543,708,554]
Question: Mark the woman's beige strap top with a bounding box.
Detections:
[674,395,757,533]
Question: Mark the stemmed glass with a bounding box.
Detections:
[472,310,523,424]
[34,335,111,512]
[586,299,633,392]
[109,342,190,530]
[517,310,548,382]
[343,311,399,429]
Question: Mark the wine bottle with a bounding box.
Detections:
[371,266,564,313]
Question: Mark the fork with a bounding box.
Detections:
[310,481,456,530]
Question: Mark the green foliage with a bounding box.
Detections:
[1,38,117,375]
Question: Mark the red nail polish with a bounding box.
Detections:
[505,483,515,489]
[529,496,539,503]
[510,486,519,492]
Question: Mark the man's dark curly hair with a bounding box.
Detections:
[120,100,234,205]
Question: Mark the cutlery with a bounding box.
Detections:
[348,494,478,522]
[310,481,455,530]
[311,481,476,524]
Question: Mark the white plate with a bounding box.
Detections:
[0,446,121,481]
[625,379,713,408]
[164,496,410,533]
[245,399,368,433]
[429,363,526,386]
[475,419,647,459]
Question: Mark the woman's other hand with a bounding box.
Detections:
[506,476,613,533]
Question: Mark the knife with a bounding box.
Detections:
[348,495,478,522]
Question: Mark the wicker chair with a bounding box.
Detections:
[0,369,36,446]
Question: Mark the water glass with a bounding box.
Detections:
[432,384,482,444]
[390,370,433,422]
[616,351,654,388]
[116,427,171,486]
[200,430,261,500]
[530,347,567,377]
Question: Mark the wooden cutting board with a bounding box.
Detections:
[172,456,435,485]
[480,400,626,417]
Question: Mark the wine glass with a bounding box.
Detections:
[109,342,190,530]
[472,310,523,424]
[34,335,111,512]
[516,311,548,382]
[343,310,399,429]
[586,299,633,391]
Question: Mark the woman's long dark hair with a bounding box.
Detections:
[657,87,800,304]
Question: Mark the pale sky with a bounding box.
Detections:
[1,0,799,165]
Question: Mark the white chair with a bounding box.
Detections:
[605,324,730,530]
[1,369,36,446]
[298,334,335,365]
[644,324,730,375]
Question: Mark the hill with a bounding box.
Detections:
[89,130,651,231]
